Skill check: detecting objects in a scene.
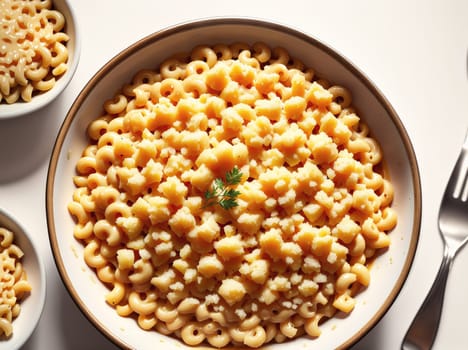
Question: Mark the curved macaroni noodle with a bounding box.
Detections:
[69,42,397,348]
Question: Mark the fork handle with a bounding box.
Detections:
[401,246,454,350]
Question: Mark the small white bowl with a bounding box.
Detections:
[47,18,421,350]
[0,209,46,350]
[0,0,81,119]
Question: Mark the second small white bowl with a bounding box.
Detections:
[0,209,46,350]
[0,0,81,119]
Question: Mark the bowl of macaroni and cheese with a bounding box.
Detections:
[0,0,80,119]
[46,18,421,350]
[0,209,46,350]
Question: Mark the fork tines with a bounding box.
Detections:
[452,133,468,201]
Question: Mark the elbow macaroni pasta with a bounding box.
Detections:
[0,0,69,104]
[69,42,397,348]
[0,227,32,338]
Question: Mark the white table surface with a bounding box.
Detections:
[1,0,467,349]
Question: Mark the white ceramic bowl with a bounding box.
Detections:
[0,0,80,119]
[46,18,421,350]
[0,209,46,350]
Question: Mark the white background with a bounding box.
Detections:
[0,0,468,349]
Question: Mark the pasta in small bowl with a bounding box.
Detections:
[0,209,46,350]
[47,18,421,350]
[0,0,80,119]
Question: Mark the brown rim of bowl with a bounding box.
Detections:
[46,16,422,350]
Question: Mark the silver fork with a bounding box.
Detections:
[401,130,468,350]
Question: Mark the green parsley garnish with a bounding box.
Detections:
[203,167,242,210]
